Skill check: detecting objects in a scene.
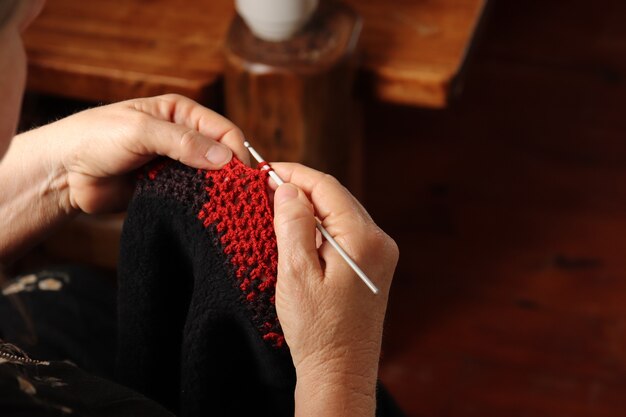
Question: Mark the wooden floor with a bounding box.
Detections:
[368,0,626,416]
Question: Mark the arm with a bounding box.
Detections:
[0,94,249,263]
[271,164,399,417]
[0,126,72,262]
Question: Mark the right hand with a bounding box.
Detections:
[271,163,399,416]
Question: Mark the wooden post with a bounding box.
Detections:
[224,2,363,193]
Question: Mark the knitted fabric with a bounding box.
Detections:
[117,158,405,417]
[147,158,283,348]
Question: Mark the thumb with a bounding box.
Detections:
[273,183,322,280]
[141,119,234,170]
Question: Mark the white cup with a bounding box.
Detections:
[235,0,319,42]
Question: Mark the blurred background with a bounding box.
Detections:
[12,0,626,415]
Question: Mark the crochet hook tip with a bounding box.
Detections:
[244,139,378,295]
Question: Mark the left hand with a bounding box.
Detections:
[30,94,249,214]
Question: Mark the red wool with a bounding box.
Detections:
[194,160,284,348]
[144,158,285,348]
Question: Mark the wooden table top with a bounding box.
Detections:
[23,0,486,108]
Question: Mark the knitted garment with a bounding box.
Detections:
[117,158,404,417]
[152,158,283,348]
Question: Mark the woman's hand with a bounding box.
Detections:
[271,163,399,417]
[44,94,249,214]
[0,94,248,262]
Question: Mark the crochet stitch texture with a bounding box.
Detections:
[117,157,404,417]
[145,158,284,348]
[118,158,295,416]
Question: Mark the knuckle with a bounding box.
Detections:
[385,235,400,263]
[354,227,399,266]
[126,111,152,148]
[372,227,399,259]
[322,173,341,188]
[159,93,185,102]
[232,126,245,142]
[224,126,245,144]
[320,173,353,198]
[274,204,314,232]
[179,128,199,150]
[133,110,151,128]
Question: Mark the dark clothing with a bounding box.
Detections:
[0,159,405,416]
[0,266,116,377]
[0,353,174,417]
[0,266,173,417]
[0,265,404,417]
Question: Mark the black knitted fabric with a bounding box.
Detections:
[116,159,405,417]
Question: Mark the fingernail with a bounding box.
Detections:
[275,183,298,206]
[205,144,232,165]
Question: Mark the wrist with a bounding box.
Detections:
[294,354,379,417]
[295,374,377,417]
[18,126,76,217]
[0,128,77,262]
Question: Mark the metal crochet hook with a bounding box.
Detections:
[244,141,379,295]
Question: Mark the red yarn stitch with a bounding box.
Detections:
[143,158,285,348]
[195,159,284,348]
[146,160,170,180]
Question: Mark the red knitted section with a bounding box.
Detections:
[196,159,284,348]
[141,158,285,348]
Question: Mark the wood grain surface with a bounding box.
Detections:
[23,0,486,107]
